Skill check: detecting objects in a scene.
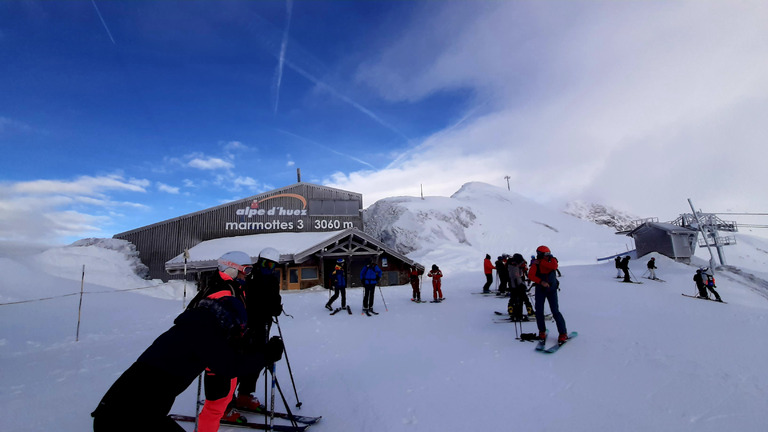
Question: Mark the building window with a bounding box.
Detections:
[301,267,318,280]
[309,199,359,216]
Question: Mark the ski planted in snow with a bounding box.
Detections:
[538,331,578,354]
[681,294,726,304]
[169,414,310,431]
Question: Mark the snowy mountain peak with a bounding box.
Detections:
[563,200,639,231]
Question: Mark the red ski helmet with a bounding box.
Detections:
[536,245,551,255]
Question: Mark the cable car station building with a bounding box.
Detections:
[113,182,421,290]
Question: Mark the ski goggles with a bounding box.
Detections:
[221,260,253,275]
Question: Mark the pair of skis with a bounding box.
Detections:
[534,331,578,354]
[681,293,726,304]
[169,412,319,431]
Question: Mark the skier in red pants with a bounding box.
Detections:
[427,264,444,301]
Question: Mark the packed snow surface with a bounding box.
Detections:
[2,182,768,432]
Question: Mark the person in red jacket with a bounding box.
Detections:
[427,264,444,301]
[482,254,494,293]
[528,246,568,344]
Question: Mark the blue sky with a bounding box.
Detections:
[2,1,768,244]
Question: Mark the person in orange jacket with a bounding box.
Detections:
[528,246,568,343]
[482,254,494,293]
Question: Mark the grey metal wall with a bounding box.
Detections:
[114,183,363,281]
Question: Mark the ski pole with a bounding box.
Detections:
[378,284,389,312]
[274,317,302,408]
[194,373,202,432]
[269,364,277,431]
[271,366,299,427]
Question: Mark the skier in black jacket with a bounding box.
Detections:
[232,247,283,411]
[91,296,284,432]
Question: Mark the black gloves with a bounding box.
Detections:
[271,303,283,317]
[265,336,284,364]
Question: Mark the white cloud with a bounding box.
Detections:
[188,157,234,170]
[0,175,151,243]
[157,183,180,194]
[336,1,768,219]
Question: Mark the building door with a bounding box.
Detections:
[288,268,300,290]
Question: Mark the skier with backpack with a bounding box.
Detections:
[528,246,569,344]
[360,258,383,314]
[506,253,529,321]
[694,267,723,301]
[326,259,350,313]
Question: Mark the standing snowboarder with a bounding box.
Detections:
[528,246,568,344]
[326,259,348,313]
[647,257,658,280]
[360,258,383,313]
[482,254,494,293]
[427,264,444,301]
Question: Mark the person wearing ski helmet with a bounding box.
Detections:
[195,251,255,431]
[91,293,285,432]
[528,246,569,344]
[647,257,658,280]
[427,264,444,301]
[360,257,383,313]
[232,247,284,412]
[326,258,348,312]
[409,265,422,302]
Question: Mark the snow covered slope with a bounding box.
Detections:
[2,182,768,432]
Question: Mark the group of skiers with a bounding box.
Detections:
[484,246,570,344]
[92,249,286,432]
[324,257,386,314]
[614,255,723,301]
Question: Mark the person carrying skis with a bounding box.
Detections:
[647,257,658,280]
[326,258,348,313]
[427,264,444,301]
[528,245,568,344]
[231,247,283,413]
[410,265,422,302]
[360,258,383,313]
[482,254,494,293]
[91,281,284,432]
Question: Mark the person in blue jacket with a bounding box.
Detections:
[325,258,349,313]
[360,258,383,314]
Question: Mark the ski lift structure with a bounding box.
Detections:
[617,199,737,267]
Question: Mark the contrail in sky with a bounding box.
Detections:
[273,0,294,113]
[285,58,411,143]
[90,0,116,45]
[277,129,377,170]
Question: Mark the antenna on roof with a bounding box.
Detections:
[297,168,301,183]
